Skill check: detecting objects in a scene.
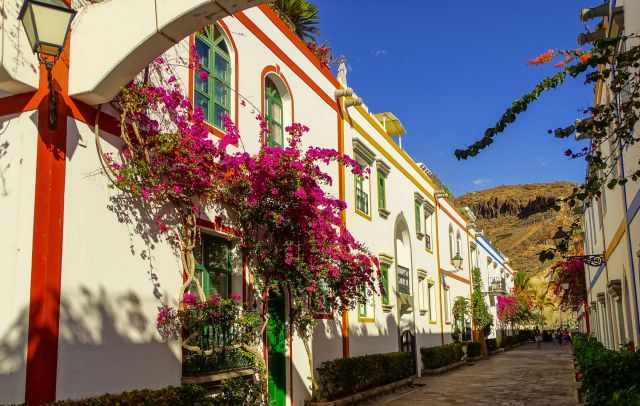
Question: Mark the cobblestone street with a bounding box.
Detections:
[368,343,578,406]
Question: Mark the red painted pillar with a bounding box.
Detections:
[24,14,71,405]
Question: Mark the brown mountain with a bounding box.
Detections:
[456,182,577,275]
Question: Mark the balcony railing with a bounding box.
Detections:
[489,277,507,294]
[397,265,411,295]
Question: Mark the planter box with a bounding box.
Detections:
[306,377,414,406]
[181,367,255,385]
[422,360,466,376]
[489,348,505,355]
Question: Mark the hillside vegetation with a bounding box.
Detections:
[456,182,577,275]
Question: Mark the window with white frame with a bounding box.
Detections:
[428,280,437,322]
[444,287,451,323]
[418,271,428,313]
[424,203,434,252]
[448,225,454,260]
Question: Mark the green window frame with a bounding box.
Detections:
[414,200,422,234]
[194,25,231,130]
[193,232,232,298]
[358,284,374,320]
[355,172,369,215]
[380,262,390,306]
[265,78,284,146]
[377,172,386,210]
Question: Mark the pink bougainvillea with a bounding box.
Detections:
[550,259,586,310]
[496,295,519,323]
[105,57,379,366]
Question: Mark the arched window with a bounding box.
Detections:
[448,225,454,260]
[265,77,284,146]
[456,231,461,256]
[194,24,231,130]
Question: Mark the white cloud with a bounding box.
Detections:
[472,178,491,186]
[373,49,388,57]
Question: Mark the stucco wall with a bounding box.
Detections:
[0,112,38,404]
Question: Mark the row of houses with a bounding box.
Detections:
[578,0,640,351]
[0,1,515,404]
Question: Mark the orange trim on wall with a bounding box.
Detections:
[257,4,341,89]
[336,98,349,357]
[188,20,240,138]
[235,11,338,113]
[25,33,71,405]
[438,202,468,231]
[64,96,120,136]
[441,270,471,285]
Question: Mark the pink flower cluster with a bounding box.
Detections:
[112,57,379,333]
[496,295,519,323]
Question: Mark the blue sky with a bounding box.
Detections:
[314,1,596,197]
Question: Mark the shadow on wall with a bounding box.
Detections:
[0,286,180,404]
[0,137,9,197]
[290,312,443,404]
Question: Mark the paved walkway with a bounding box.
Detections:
[367,343,578,406]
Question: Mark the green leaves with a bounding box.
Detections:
[455,71,567,160]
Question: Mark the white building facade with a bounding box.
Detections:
[580,0,640,351]
[0,1,515,404]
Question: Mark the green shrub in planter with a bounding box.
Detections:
[316,352,413,401]
[501,335,515,348]
[486,338,497,352]
[466,342,481,358]
[573,335,640,406]
[420,342,463,370]
[49,379,263,406]
[49,385,210,405]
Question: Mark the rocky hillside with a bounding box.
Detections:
[456,182,577,275]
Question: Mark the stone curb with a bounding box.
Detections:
[422,360,467,375]
[305,377,415,406]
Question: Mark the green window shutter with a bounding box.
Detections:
[355,174,369,215]
[265,78,284,147]
[377,173,386,210]
[194,25,231,130]
[381,263,389,305]
[195,232,232,298]
[414,201,421,233]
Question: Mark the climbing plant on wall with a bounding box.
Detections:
[99,56,380,397]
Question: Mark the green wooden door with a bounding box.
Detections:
[267,292,286,406]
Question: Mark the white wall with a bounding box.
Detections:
[0,112,38,404]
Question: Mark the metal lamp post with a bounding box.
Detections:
[451,253,463,271]
[18,0,76,129]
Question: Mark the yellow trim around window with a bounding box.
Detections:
[347,117,435,206]
[354,105,439,193]
[355,209,372,221]
[358,315,375,323]
[353,169,372,221]
[358,302,375,323]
